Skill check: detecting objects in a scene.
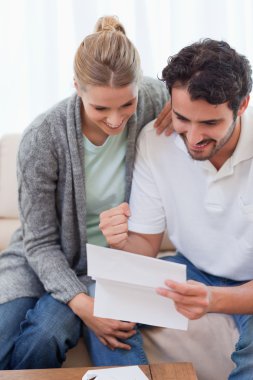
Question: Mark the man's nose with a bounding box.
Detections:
[185,124,203,145]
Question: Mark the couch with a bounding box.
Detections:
[0,134,239,379]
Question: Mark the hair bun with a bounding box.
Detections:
[94,15,126,35]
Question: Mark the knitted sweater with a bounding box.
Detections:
[0,77,168,304]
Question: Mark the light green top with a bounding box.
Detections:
[84,129,127,247]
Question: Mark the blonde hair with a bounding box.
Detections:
[74,16,142,89]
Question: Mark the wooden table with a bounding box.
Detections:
[0,363,197,379]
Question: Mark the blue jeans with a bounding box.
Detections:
[0,288,147,369]
[84,283,148,366]
[161,254,253,380]
[86,254,253,378]
[0,294,82,369]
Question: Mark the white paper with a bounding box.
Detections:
[82,365,148,380]
[87,244,188,330]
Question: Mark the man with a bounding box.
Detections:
[99,39,253,379]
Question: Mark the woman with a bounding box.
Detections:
[0,16,170,369]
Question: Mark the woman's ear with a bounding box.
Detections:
[237,95,250,116]
[74,78,82,97]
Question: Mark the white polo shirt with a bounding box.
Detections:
[128,107,253,281]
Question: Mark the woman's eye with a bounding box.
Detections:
[122,103,133,108]
[95,107,106,111]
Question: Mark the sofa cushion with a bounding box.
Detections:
[0,134,20,219]
[143,314,237,380]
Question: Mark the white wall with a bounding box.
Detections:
[0,0,252,135]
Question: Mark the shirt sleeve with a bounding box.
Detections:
[128,124,166,234]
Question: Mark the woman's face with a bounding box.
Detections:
[77,83,138,143]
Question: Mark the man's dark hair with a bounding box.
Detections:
[161,39,252,116]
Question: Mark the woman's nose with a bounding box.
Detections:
[106,114,123,127]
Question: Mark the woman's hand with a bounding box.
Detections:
[68,293,136,350]
[99,202,130,250]
[156,279,211,320]
[154,101,173,136]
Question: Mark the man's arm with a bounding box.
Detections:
[100,203,253,317]
[157,278,253,319]
[211,281,253,314]
[99,202,163,257]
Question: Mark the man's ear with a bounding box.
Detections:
[237,95,250,116]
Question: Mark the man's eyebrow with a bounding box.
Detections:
[173,109,222,123]
[90,97,137,108]
[173,110,190,120]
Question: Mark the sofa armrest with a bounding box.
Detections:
[0,219,20,252]
[0,134,20,220]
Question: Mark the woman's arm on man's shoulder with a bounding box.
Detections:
[138,76,172,135]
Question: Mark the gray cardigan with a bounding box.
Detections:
[0,77,168,304]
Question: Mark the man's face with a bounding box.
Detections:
[171,87,241,166]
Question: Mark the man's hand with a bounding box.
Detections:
[154,101,173,136]
[68,293,136,350]
[156,279,211,320]
[99,202,130,249]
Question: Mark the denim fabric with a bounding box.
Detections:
[84,254,253,373]
[84,325,148,366]
[0,286,147,369]
[0,297,37,369]
[0,294,82,369]
[1,253,252,376]
[161,253,253,380]
[85,282,148,366]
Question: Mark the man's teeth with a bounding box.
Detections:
[195,141,209,147]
